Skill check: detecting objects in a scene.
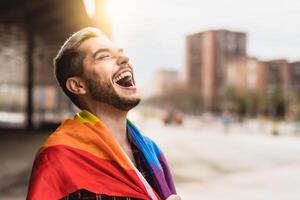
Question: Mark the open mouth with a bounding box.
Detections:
[114,71,135,88]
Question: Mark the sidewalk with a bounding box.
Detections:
[178,162,300,200]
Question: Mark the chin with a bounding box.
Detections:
[119,92,141,104]
[116,96,141,111]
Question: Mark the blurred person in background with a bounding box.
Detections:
[222,109,232,134]
[26,27,180,200]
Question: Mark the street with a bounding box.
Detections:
[139,117,300,200]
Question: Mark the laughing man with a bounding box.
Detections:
[26,27,181,200]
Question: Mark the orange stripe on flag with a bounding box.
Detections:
[39,119,133,170]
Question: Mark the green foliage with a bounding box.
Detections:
[221,85,286,118]
[287,97,300,121]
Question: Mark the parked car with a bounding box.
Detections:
[163,110,183,125]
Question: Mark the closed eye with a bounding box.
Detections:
[96,54,111,60]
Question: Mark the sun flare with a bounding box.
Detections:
[83,0,96,17]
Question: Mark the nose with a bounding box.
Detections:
[116,54,129,66]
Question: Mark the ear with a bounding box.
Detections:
[66,77,87,95]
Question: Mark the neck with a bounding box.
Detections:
[84,101,128,145]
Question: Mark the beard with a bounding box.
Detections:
[84,75,140,111]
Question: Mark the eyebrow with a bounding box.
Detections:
[92,48,124,59]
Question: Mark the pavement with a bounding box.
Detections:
[141,117,300,200]
[0,132,49,200]
[1,115,300,200]
[178,162,300,200]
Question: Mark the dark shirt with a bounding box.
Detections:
[61,131,160,200]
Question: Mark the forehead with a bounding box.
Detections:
[79,36,118,53]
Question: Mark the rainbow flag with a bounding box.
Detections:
[26,110,176,200]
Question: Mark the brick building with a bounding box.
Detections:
[289,62,300,98]
[225,57,266,96]
[185,29,247,111]
[226,58,300,113]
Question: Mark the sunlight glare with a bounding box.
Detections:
[83,0,96,17]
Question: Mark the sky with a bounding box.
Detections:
[106,0,300,86]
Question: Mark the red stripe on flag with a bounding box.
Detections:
[27,145,151,200]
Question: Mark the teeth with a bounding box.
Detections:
[114,71,132,82]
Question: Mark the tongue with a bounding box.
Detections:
[116,76,132,87]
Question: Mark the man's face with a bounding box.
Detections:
[79,36,141,111]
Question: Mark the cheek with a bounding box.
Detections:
[92,68,114,83]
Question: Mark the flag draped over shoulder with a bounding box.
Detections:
[26,110,176,200]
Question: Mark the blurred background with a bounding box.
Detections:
[0,0,300,199]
